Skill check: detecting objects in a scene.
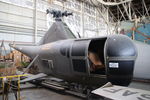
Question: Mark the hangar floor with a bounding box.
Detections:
[0,87,81,100]
[12,88,81,100]
[0,81,149,100]
[129,81,150,91]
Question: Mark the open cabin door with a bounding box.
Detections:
[70,39,91,75]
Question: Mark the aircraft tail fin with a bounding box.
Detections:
[38,21,76,45]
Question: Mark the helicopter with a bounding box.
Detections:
[9,9,138,88]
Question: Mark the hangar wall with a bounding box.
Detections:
[0,0,110,51]
[0,0,47,44]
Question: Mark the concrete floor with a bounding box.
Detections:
[0,88,82,100]
[22,88,82,100]
[129,81,150,91]
[0,81,149,100]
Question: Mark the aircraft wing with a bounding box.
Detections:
[92,82,150,100]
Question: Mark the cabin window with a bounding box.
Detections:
[72,59,86,73]
[42,60,49,68]
[48,60,54,69]
[60,44,70,57]
[42,60,53,69]
[71,41,88,56]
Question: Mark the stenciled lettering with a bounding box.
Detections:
[141,94,150,99]
[137,94,150,100]
[123,90,138,96]
[103,88,122,93]
[137,97,146,100]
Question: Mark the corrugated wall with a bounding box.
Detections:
[0,0,47,44]
[0,0,109,52]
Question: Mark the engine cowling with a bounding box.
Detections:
[104,35,137,86]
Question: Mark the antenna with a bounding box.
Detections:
[46,9,73,21]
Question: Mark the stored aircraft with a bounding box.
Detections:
[10,10,150,95]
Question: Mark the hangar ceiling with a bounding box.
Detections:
[108,0,150,21]
[80,0,150,22]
